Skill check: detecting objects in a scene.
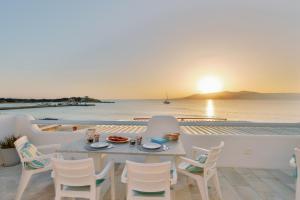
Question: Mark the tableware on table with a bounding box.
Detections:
[106,136,129,143]
[164,133,180,141]
[162,145,169,151]
[86,133,94,144]
[90,142,109,149]
[94,132,100,142]
[87,138,94,143]
[72,126,78,131]
[136,136,142,145]
[151,137,168,144]
[86,128,96,143]
[129,139,136,146]
[137,144,167,152]
[142,142,162,150]
[85,143,114,151]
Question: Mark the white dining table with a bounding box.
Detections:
[58,133,186,171]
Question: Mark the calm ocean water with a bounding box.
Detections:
[0,100,300,123]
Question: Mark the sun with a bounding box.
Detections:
[197,76,223,93]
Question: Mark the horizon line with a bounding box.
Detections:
[1,90,300,100]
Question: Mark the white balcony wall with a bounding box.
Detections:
[180,134,299,169]
[0,114,299,169]
[0,115,17,140]
[0,115,17,164]
[14,115,85,145]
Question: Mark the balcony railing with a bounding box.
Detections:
[31,119,300,136]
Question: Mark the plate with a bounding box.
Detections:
[142,143,161,149]
[106,136,129,143]
[90,142,109,148]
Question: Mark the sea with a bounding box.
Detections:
[0,99,300,123]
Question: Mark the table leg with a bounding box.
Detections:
[88,153,102,172]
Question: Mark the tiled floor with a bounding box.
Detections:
[0,164,296,200]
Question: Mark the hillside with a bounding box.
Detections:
[183,91,300,100]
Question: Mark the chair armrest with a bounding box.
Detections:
[95,161,114,180]
[178,156,205,168]
[121,166,128,184]
[170,162,177,185]
[22,153,58,163]
[192,146,209,154]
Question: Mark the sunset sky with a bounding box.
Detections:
[0,1,299,99]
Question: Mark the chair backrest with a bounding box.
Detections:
[14,136,37,163]
[126,160,171,193]
[143,115,180,137]
[203,141,224,176]
[14,136,29,151]
[52,158,96,187]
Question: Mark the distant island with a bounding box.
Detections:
[0,96,115,104]
[0,96,114,110]
[182,91,300,100]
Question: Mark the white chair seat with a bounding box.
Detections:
[178,162,204,175]
[24,158,51,170]
[132,190,165,197]
[178,161,190,170]
[63,178,106,191]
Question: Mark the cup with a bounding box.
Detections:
[86,128,96,143]
[136,136,142,145]
[129,139,136,146]
[94,132,100,143]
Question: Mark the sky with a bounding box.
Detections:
[0,1,299,99]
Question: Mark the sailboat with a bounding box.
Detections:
[163,93,171,104]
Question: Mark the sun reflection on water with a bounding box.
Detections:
[206,99,215,117]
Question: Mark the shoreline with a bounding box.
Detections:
[0,104,96,110]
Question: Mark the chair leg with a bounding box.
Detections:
[15,171,32,200]
[96,187,101,200]
[89,184,96,200]
[197,179,209,200]
[111,166,115,200]
[171,188,175,200]
[212,173,223,200]
[126,186,132,200]
[54,182,62,200]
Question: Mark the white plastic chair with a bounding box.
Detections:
[14,136,61,200]
[121,160,177,200]
[143,115,180,137]
[177,142,224,200]
[52,158,115,200]
[294,148,300,200]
